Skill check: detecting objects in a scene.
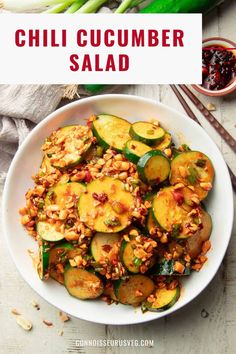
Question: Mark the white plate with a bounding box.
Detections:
[2,94,234,325]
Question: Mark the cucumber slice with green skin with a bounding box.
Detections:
[90,232,121,262]
[186,209,212,259]
[120,237,140,273]
[44,125,93,170]
[45,182,86,208]
[49,243,82,284]
[146,210,157,234]
[103,283,118,301]
[84,144,104,162]
[92,114,131,152]
[144,192,157,234]
[64,267,104,300]
[144,191,156,203]
[40,156,55,175]
[78,176,135,233]
[130,122,165,146]
[37,241,50,280]
[153,133,172,151]
[153,260,190,276]
[152,186,199,238]
[142,287,180,312]
[37,221,65,242]
[123,140,151,164]
[114,275,155,305]
[120,236,155,274]
[170,151,214,200]
[137,150,170,185]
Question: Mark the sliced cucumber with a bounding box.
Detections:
[186,209,212,259]
[114,275,154,306]
[144,192,157,234]
[144,192,156,203]
[153,133,172,151]
[103,283,118,301]
[40,155,55,174]
[37,241,50,280]
[90,232,121,262]
[120,236,140,273]
[123,140,151,164]
[37,221,65,242]
[146,210,157,234]
[152,186,198,238]
[44,125,93,169]
[84,144,104,162]
[120,236,155,274]
[137,150,170,185]
[142,286,180,312]
[153,260,190,276]
[170,151,214,200]
[45,182,86,208]
[49,243,82,284]
[130,122,165,146]
[78,176,134,233]
[92,114,131,152]
[64,267,104,300]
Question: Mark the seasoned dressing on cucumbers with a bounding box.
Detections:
[19,113,214,312]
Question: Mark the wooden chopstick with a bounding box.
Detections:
[170,85,201,124]
[170,85,236,193]
[179,84,236,153]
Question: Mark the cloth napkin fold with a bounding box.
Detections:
[0,85,66,184]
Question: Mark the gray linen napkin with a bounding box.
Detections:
[0,85,65,184]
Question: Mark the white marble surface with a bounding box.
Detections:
[0,2,236,353]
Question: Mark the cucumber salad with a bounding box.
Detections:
[19,114,214,312]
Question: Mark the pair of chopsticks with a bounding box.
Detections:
[170,84,236,193]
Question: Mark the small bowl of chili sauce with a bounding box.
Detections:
[192,37,236,97]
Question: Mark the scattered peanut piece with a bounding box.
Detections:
[58,329,64,336]
[174,261,185,274]
[16,316,33,331]
[59,311,70,323]
[43,319,53,327]
[206,103,216,111]
[11,308,21,316]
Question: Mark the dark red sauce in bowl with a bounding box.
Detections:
[202,46,236,91]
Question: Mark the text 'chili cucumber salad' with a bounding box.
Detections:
[20,113,214,312]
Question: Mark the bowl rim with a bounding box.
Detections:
[192,36,236,97]
[2,94,234,325]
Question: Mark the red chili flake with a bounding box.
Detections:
[131,144,136,149]
[140,207,148,215]
[102,244,112,253]
[84,170,92,183]
[172,190,184,205]
[92,192,108,204]
[87,121,92,129]
[110,256,119,265]
[198,223,203,230]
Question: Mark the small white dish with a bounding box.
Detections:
[2,94,234,325]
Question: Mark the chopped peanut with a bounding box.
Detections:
[202,240,211,254]
[174,261,185,274]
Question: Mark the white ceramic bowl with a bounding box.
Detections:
[2,94,234,325]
